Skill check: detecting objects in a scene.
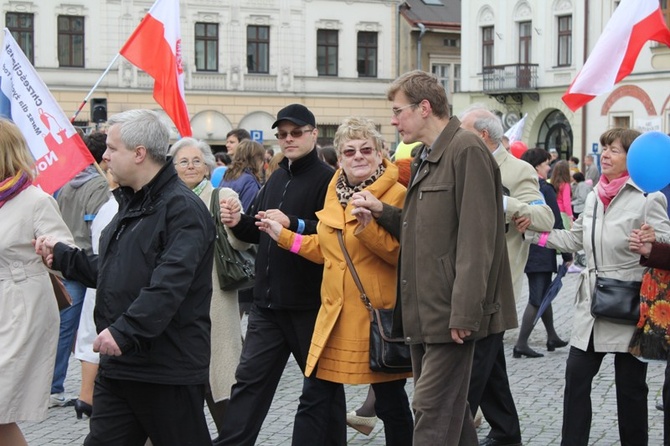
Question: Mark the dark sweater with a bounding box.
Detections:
[231,148,334,310]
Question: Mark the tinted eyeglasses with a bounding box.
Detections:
[275,127,313,140]
[176,158,204,168]
[341,147,376,158]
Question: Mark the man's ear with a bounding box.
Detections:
[134,146,147,164]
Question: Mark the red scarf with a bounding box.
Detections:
[597,173,629,211]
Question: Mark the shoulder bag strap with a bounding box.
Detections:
[591,198,599,276]
[336,230,373,310]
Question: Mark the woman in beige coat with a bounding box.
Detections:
[258,117,412,446]
[0,119,74,446]
[520,128,670,446]
[169,138,247,438]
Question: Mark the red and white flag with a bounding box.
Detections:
[119,0,192,136]
[562,0,670,112]
[0,29,95,194]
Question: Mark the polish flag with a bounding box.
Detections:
[119,0,192,136]
[562,0,670,112]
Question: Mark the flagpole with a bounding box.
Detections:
[70,53,121,123]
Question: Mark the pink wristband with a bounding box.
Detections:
[537,232,549,248]
[290,234,303,253]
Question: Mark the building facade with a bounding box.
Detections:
[3,0,401,151]
[455,0,670,165]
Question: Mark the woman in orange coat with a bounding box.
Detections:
[258,117,412,446]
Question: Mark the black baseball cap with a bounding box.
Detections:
[272,104,316,128]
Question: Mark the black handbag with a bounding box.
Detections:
[336,231,412,374]
[589,199,641,325]
[210,188,256,291]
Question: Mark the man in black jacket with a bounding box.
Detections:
[35,109,214,446]
[215,104,342,446]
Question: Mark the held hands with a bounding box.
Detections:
[33,235,59,268]
[92,328,122,356]
[256,209,290,229]
[220,197,241,227]
[350,191,383,223]
[513,216,531,233]
[629,223,656,258]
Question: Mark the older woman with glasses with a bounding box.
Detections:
[258,117,413,446]
[168,138,248,441]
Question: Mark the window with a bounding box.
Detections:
[58,15,84,67]
[444,38,460,47]
[613,116,630,128]
[454,64,461,93]
[557,16,572,66]
[357,32,377,77]
[247,25,269,74]
[519,21,532,63]
[432,64,450,91]
[6,13,34,64]
[662,0,670,30]
[317,29,338,76]
[195,22,218,72]
[482,26,494,69]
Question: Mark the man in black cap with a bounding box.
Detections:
[214,104,342,446]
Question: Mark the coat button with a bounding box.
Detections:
[402,279,407,285]
[405,337,411,342]
[403,221,407,227]
[339,262,346,270]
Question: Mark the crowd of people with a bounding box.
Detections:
[2,69,670,446]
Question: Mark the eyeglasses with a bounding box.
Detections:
[391,103,418,117]
[275,127,313,140]
[176,158,204,168]
[341,147,376,158]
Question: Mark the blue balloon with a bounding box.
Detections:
[627,131,670,193]
[210,166,227,187]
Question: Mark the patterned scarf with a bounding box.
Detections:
[335,163,385,208]
[597,173,629,211]
[0,171,31,209]
[192,178,209,196]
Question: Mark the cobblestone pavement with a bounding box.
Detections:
[21,270,665,445]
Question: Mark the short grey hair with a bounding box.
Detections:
[458,104,504,146]
[107,109,170,163]
[168,137,216,175]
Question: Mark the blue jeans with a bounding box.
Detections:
[51,279,86,394]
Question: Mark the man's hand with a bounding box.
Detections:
[256,218,283,241]
[220,197,241,227]
[451,328,472,344]
[33,235,59,268]
[350,191,383,219]
[93,328,122,356]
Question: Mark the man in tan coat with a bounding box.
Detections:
[460,106,554,446]
[351,71,516,445]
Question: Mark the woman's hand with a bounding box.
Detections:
[256,209,290,228]
[513,216,531,233]
[256,218,282,241]
[629,224,655,258]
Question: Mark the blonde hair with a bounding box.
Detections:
[0,118,35,181]
[333,117,384,155]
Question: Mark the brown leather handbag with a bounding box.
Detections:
[49,273,72,311]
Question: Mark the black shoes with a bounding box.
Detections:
[479,437,523,446]
[546,339,569,351]
[512,346,544,358]
[74,399,92,419]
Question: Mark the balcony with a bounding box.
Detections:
[482,63,539,103]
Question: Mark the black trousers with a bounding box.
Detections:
[468,332,522,443]
[84,376,210,446]
[217,305,345,446]
[292,377,412,446]
[561,340,648,446]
